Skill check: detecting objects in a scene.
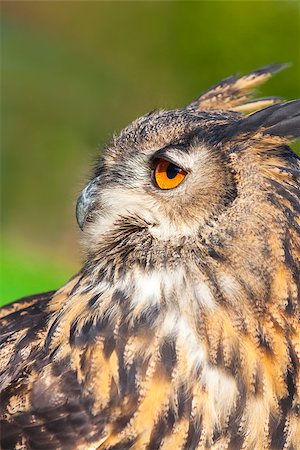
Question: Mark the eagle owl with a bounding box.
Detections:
[0,65,299,450]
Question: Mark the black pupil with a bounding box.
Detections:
[166,163,180,179]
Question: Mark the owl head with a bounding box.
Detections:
[76,64,300,268]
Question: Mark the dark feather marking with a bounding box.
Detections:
[184,419,202,450]
[285,295,295,315]
[177,383,192,420]
[106,438,137,450]
[212,428,223,444]
[266,192,300,238]
[70,314,113,346]
[240,100,300,132]
[124,361,138,398]
[116,337,130,399]
[222,100,300,143]
[268,180,300,214]
[45,315,64,351]
[258,328,273,354]
[283,232,299,282]
[1,349,41,391]
[294,404,300,416]
[273,166,300,178]
[40,416,74,436]
[96,267,108,283]
[132,304,161,332]
[249,63,288,75]
[159,337,177,378]
[0,420,22,450]
[271,342,297,448]
[112,412,137,434]
[0,301,49,335]
[253,365,264,396]
[265,115,300,138]
[0,290,55,321]
[165,405,177,431]
[27,427,66,450]
[88,293,101,308]
[67,410,90,429]
[147,414,169,450]
[112,289,129,304]
[0,377,27,412]
[207,247,225,261]
[265,144,299,161]
[228,428,244,449]
[270,412,285,450]
[226,388,245,449]
[103,335,116,358]
[215,339,225,367]
[69,277,83,296]
[281,370,296,418]
[224,345,241,376]
[263,102,300,127]
[14,326,43,354]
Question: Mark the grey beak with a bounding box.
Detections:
[76,177,99,230]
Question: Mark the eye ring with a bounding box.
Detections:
[153,158,188,190]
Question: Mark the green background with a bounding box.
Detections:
[1,1,299,306]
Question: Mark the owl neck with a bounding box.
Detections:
[46,246,286,368]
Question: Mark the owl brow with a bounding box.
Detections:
[150,147,191,169]
[150,128,205,158]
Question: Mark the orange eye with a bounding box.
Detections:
[154,158,187,190]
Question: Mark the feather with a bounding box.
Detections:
[188,63,288,113]
[264,115,300,138]
[242,100,300,130]
[223,99,300,144]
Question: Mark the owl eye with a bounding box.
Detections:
[153,158,188,190]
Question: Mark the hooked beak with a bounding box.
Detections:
[76,177,99,230]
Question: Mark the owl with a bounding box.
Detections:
[0,64,299,450]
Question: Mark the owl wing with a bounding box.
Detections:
[0,287,112,450]
[0,291,55,383]
[1,355,108,450]
[0,291,56,319]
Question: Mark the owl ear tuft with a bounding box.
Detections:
[187,64,288,114]
[238,100,300,141]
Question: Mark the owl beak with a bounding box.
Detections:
[76,177,99,230]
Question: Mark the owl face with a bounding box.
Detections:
[77,109,237,246]
[76,65,300,263]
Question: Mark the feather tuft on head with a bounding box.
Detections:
[222,99,300,145]
[188,63,289,114]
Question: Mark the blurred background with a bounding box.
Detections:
[1,1,299,305]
